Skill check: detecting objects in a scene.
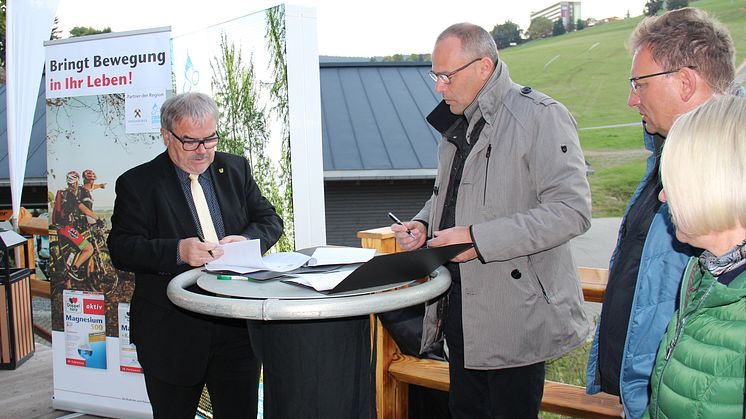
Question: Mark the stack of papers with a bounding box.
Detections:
[203,241,473,294]
[282,265,361,292]
[205,240,375,280]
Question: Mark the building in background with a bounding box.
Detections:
[531,1,582,29]
[319,61,439,246]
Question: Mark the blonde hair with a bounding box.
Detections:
[661,95,746,236]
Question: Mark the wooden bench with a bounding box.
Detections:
[359,227,623,419]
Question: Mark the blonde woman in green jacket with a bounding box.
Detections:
[646,95,746,418]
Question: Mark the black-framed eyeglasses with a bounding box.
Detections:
[428,58,483,84]
[629,66,697,92]
[168,130,220,151]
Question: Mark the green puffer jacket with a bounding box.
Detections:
[645,257,746,418]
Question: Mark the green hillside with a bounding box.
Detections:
[500,0,746,129]
[494,0,746,216]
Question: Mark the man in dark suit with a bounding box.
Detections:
[108,92,283,418]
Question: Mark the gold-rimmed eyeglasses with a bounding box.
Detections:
[428,58,483,84]
[168,130,220,151]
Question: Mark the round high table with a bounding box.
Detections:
[166,265,451,320]
[167,265,451,418]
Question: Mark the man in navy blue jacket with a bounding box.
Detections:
[586,8,738,418]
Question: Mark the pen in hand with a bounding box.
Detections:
[198,236,214,257]
[388,212,416,239]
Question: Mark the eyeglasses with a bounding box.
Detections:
[168,130,220,151]
[428,58,482,84]
[629,66,697,92]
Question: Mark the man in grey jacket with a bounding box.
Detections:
[392,23,592,418]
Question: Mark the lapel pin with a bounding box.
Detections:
[560,144,567,153]
[218,168,224,173]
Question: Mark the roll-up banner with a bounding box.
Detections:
[43,4,323,417]
[45,27,171,418]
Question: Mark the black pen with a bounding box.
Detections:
[198,236,214,257]
[388,212,416,239]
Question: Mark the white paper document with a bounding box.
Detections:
[284,265,358,291]
[205,239,311,273]
[308,247,375,266]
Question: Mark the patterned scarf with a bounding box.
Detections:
[699,239,746,277]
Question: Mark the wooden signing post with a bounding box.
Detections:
[358,227,624,419]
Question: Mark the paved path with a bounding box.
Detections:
[579,122,641,130]
[571,217,620,269]
[570,217,622,322]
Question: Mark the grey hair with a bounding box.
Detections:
[628,8,735,94]
[436,23,499,65]
[160,92,219,131]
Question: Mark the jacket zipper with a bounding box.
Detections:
[653,278,715,416]
[483,144,492,205]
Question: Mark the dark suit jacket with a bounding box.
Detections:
[107,151,283,385]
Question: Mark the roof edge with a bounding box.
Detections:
[319,61,431,68]
[324,169,436,181]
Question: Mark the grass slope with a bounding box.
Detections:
[492,0,746,217]
[500,0,746,128]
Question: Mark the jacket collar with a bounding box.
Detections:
[465,59,510,123]
[426,59,512,134]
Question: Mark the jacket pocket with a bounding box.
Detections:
[526,255,551,304]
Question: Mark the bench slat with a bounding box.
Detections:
[389,355,450,392]
[542,380,624,418]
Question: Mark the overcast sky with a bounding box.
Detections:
[55,0,647,57]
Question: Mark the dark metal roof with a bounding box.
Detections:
[0,74,48,186]
[1,62,442,188]
[320,62,440,180]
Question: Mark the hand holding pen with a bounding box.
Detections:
[388,212,427,251]
[179,237,220,267]
[198,236,215,257]
[388,212,415,238]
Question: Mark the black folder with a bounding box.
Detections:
[328,243,473,294]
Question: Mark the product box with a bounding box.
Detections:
[63,290,107,369]
[118,303,142,373]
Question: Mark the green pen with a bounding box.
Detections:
[216,275,248,280]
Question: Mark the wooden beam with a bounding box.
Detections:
[30,279,50,300]
[389,356,450,392]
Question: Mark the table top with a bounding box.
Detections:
[167,266,451,321]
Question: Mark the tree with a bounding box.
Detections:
[552,18,567,36]
[576,19,586,31]
[644,0,663,16]
[527,16,553,40]
[566,19,576,32]
[50,17,62,40]
[264,6,294,252]
[70,26,111,37]
[491,21,522,49]
[666,0,689,10]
